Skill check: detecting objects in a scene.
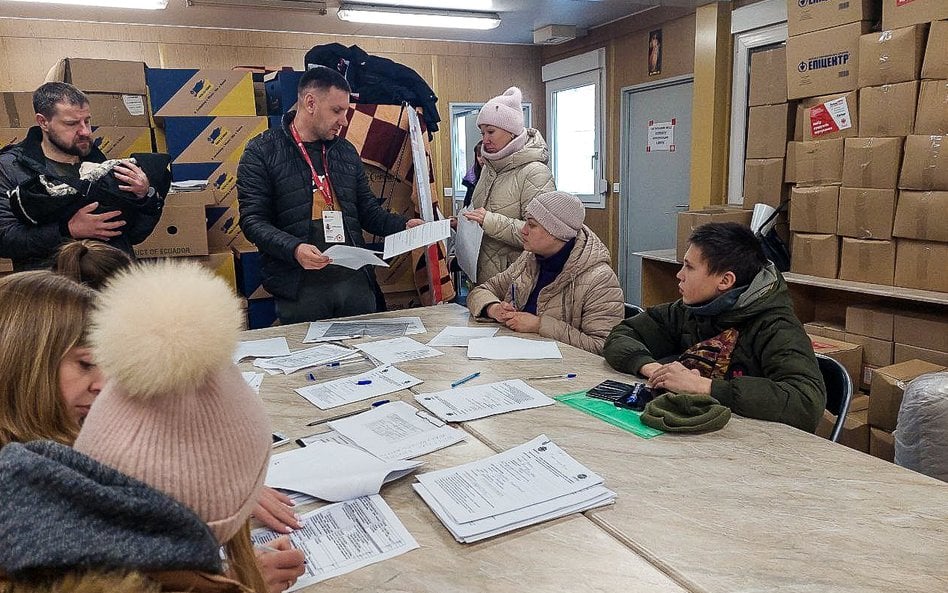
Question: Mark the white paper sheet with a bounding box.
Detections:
[426,326,499,347]
[233,337,290,363]
[415,435,604,524]
[297,429,358,448]
[454,207,484,283]
[266,441,421,502]
[467,336,562,360]
[253,344,358,374]
[251,495,418,589]
[355,337,444,365]
[294,366,423,410]
[414,379,555,422]
[323,245,389,269]
[329,401,467,461]
[382,219,451,259]
[303,316,427,343]
[241,372,264,394]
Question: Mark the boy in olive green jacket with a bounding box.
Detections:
[604,222,826,432]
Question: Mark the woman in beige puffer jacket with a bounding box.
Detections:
[463,87,555,282]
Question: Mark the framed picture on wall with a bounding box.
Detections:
[648,29,662,76]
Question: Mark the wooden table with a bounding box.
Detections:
[241,303,948,593]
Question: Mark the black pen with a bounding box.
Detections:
[305,406,370,426]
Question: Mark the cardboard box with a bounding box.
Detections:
[894,239,948,292]
[787,0,877,37]
[792,233,840,278]
[857,24,928,87]
[0,128,29,148]
[749,46,788,106]
[921,20,948,79]
[784,141,798,183]
[86,93,149,128]
[791,138,844,186]
[0,92,34,128]
[804,320,848,342]
[845,331,895,388]
[46,58,147,94]
[838,238,896,286]
[133,192,209,259]
[816,408,870,452]
[170,162,239,204]
[742,158,786,208]
[898,135,948,191]
[0,258,12,273]
[841,137,903,189]
[894,343,948,368]
[869,427,895,462]
[146,69,257,117]
[232,244,271,300]
[894,311,948,352]
[837,187,897,239]
[90,126,153,159]
[800,91,858,141]
[264,70,303,115]
[858,81,919,137]
[676,208,753,261]
[193,251,237,293]
[163,116,268,164]
[882,0,948,31]
[892,191,948,242]
[786,22,871,100]
[846,305,896,341]
[746,103,793,158]
[206,196,253,253]
[914,80,948,135]
[869,359,946,431]
[809,334,864,386]
[790,185,839,234]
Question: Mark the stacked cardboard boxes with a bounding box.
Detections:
[868,358,946,461]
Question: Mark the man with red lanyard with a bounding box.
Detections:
[238,66,423,323]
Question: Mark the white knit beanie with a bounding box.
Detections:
[74,260,272,545]
[526,191,586,241]
[476,86,525,135]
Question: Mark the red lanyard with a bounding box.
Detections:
[290,122,335,209]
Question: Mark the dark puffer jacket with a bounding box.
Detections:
[603,264,826,432]
[237,112,407,301]
[0,127,163,271]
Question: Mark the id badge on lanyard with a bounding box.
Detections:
[291,122,346,244]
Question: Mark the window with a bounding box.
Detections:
[543,49,606,208]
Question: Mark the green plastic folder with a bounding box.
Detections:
[554,391,663,439]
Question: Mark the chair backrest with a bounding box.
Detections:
[815,353,854,443]
[624,303,644,318]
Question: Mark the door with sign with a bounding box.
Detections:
[619,76,693,306]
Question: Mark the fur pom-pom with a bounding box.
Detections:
[90,260,240,399]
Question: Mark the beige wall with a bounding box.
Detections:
[0,18,544,209]
[541,10,697,266]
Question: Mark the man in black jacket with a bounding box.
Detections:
[238,67,423,323]
[0,82,160,271]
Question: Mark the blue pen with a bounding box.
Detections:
[357,380,372,385]
[525,373,577,381]
[451,371,480,388]
[307,372,316,381]
[372,399,390,407]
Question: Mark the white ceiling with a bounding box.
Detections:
[0,0,714,44]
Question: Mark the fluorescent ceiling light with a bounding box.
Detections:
[3,0,167,8]
[345,0,493,9]
[337,3,501,30]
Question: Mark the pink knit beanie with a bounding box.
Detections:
[526,191,586,241]
[477,86,525,135]
[74,260,272,545]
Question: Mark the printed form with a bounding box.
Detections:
[355,337,444,365]
[233,337,290,363]
[254,344,358,374]
[383,219,451,259]
[467,336,562,360]
[303,316,427,342]
[295,366,423,409]
[454,207,484,283]
[414,379,555,422]
[426,325,499,347]
[329,401,467,461]
[251,495,418,589]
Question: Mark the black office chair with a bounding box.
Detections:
[815,353,853,443]
[624,303,645,318]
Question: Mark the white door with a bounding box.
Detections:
[619,76,693,306]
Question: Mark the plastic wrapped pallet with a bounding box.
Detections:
[894,372,948,482]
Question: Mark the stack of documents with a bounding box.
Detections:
[251,495,418,590]
[413,435,615,543]
[233,337,290,363]
[253,343,358,374]
[304,316,427,342]
[414,379,555,421]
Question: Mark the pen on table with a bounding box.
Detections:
[525,373,577,381]
[306,406,371,426]
[451,371,480,388]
